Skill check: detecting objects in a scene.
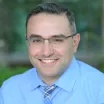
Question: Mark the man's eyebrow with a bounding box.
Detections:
[29,34,42,38]
[28,34,65,38]
[51,34,65,37]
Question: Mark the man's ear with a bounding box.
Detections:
[73,33,80,53]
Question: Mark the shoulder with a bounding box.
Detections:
[1,68,36,91]
[76,60,104,102]
[0,68,36,103]
[0,88,3,104]
[76,60,104,76]
[76,60,104,90]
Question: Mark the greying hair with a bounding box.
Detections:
[26,2,77,33]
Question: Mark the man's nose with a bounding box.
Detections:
[41,40,54,57]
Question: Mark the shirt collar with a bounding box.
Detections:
[55,56,80,92]
[29,69,45,91]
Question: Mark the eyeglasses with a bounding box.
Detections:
[26,33,76,48]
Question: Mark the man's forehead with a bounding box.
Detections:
[28,12,69,24]
[28,34,65,38]
[27,13,72,37]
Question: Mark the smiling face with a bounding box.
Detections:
[26,13,80,85]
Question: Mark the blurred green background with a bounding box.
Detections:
[0,0,104,86]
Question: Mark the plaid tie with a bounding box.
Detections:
[41,85,56,104]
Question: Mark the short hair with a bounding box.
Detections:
[26,2,77,33]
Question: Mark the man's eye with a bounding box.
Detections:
[54,38,64,42]
[31,38,42,43]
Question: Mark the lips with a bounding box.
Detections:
[39,59,58,64]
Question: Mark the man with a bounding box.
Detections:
[1,2,104,104]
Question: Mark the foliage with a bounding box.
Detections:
[98,59,104,73]
[0,0,42,53]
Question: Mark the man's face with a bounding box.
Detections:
[26,13,80,82]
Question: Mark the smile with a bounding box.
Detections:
[39,59,58,64]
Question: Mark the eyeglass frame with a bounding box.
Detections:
[25,33,77,46]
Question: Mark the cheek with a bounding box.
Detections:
[54,46,69,57]
[53,47,65,55]
[28,47,39,56]
[62,44,74,59]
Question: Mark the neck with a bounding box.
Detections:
[39,75,60,86]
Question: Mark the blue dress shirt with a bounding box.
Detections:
[0,89,1,103]
[1,57,104,104]
[0,88,3,104]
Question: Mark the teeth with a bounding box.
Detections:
[41,59,55,63]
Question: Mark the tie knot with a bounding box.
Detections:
[41,85,56,98]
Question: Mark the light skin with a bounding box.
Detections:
[26,13,80,85]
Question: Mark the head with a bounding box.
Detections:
[26,3,80,85]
